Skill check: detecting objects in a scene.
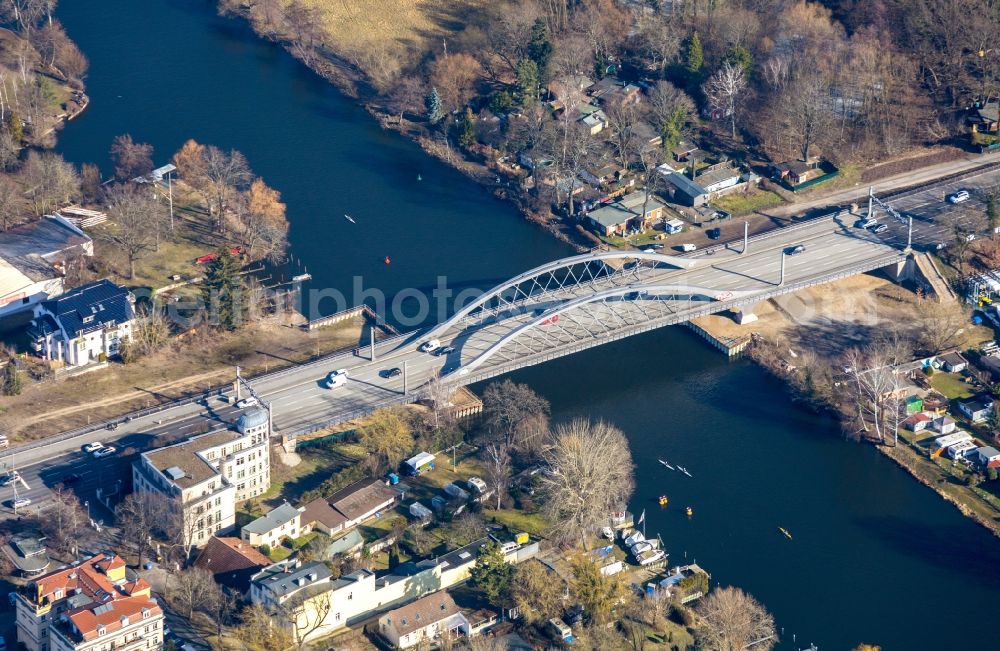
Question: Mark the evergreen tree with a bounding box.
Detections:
[7,112,23,143]
[425,87,444,123]
[457,108,475,149]
[516,59,540,107]
[987,193,999,236]
[661,105,688,153]
[3,361,21,396]
[685,32,704,78]
[527,18,553,83]
[201,248,246,331]
[489,90,514,114]
[469,541,515,608]
[724,45,753,74]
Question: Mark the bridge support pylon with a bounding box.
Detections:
[733,304,759,325]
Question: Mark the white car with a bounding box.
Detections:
[947,190,970,204]
[93,446,117,458]
[680,243,697,252]
[325,369,348,389]
[419,339,441,353]
[236,397,259,409]
[83,442,104,453]
[9,497,30,510]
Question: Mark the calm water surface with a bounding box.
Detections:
[55,2,1000,648]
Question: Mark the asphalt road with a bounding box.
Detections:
[7,165,996,517]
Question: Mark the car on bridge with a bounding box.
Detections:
[83,441,104,453]
[0,471,19,486]
[947,190,971,204]
[855,218,877,229]
[870,223,889,234]
[785,244,806,255]
[324,369,348,389]
[435,346,456,356]
[7,497,30,510]
[381,367,402,379]
[93,446,117,459]
[419,339,441,353]
[236,397,259,409]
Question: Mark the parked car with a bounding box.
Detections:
[83,442,104,453]
[707,227,722,239]
[649,243,665,250]
[419,339,441,353]
[93,446,117,459]
[680,243,697,252]
[381,367,402,379]
[947,190,971,204]
[785,244,806,255]
[236,397,258,409]
[7,497,30,510]
[711,209,732,221]
[324,369,348,389]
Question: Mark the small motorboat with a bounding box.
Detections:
[779,527,793,540]
[384,255,391,265]
[686,506,693,517]
[636,548,667,566]
[658,495,668,507]
[600,526,614,540]
[658,458,675,470]
[631,541,653,556]
[344,213,356,223]
[678,466,693,477]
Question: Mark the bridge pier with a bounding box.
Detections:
[733,304,759,325]
[887,255,916,283]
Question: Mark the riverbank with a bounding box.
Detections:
[726,272,1000,538]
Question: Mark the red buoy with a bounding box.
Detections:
[384,256,391,265]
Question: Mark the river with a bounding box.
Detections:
[54,2,1000,649]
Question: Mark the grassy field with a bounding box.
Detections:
[712,190,785,216]
[299,0,488,81]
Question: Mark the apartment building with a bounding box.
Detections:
[15,553,162,651]
[132,408,271,547]
[249,538,539,644]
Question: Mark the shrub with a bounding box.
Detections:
[259,544,271,557]
[988,467,998,481]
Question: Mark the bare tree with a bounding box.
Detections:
[603,96,640,171]
[539,419,635,548]
[235,603,293,651]
[38,484,87,555]
[22,150,79,216]
[232,178,288,261]
[696,586,777,651]
[509,560,564,624]
[423,375,455,429]
[482,443,511,510]
[704,61,747,139]
[843,333,912,444]
[278,590,334,651]
[916,296,968,354]
[201,145,252,228]
[116,491,169,567]
[0,176,26,230]
[169,567,219,620]
[102,185,163,279]
[481,379,550,449]
[110,134,154,182]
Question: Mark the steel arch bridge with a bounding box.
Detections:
[405,214,907,386]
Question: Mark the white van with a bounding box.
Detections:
[680,243,697,252]
[419,339,441,353]
[325,369,348,389]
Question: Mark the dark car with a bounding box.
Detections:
[61,473,83,486]
[785,244,806,255]
[707,228,722,240]
[381,367,402,379]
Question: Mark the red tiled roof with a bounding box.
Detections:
[121,578,151,596]
[300,497,347,532]
[194,537,270,588]
[32,553,121,605]
[67,595,161,642]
